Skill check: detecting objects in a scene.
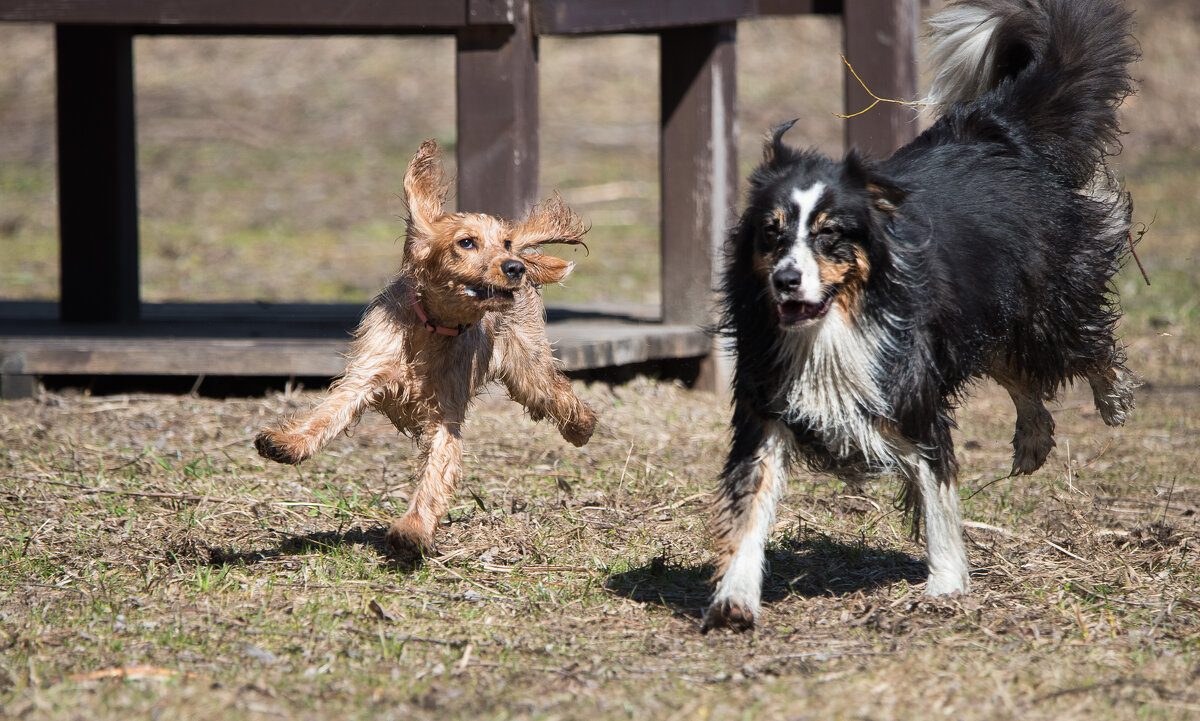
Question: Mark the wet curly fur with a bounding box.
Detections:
[255,140,596,557]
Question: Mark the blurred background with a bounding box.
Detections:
[0,0,1196,357]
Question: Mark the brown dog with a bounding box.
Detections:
[255,140,597,556]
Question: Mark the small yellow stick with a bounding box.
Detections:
[835,54,926,119]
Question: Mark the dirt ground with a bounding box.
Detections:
[0,377,1197,720]
[2,0,1199,719]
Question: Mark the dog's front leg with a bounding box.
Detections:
[385,415,464,557]
[495,326,596,447]
[703,417,790,632]
[908,455,970,596]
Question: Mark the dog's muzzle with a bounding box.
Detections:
[771,267,832,326]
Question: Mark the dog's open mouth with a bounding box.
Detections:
[777,296,833,326]
[463,285,516,303]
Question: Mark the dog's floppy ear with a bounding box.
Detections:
[867,179,908,215]
[511,191,589,254]
[402,140,451,253]
[521,252,575,286]
[511,192,587,286]
[763,119,800,165]
[843,150,908,214]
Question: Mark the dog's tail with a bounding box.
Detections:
[924,0,1137,185]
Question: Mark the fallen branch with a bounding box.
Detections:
[68,665,197,682]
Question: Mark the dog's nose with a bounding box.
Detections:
[772,267,802,294]
[501,259,526,282]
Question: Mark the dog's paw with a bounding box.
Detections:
[1010,430,1055,475]
[254,430,309,465]
[560,406,597,447]
[701,599,757,634]
[924,571,970,598]
[385,519,436,559]
[1089,370,1136,427]
[1010,405,1055,475]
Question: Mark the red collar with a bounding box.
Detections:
[408,288,464,336]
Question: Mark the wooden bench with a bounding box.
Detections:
[0,0,919,398]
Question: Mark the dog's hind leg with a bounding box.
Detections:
[909,455,970,596]
[703,418,790,632]
[1087,365,1136,427]
[995,377,1057,476]
[386,415,464,557]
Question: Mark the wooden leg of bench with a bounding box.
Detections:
[1,354,36,400]
[660,23,736,392]
[455,0,538,219]
[842,0,920,157]
[55,25,140,324]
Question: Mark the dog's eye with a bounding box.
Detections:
[457,237,476,250]
[817,224,840,237]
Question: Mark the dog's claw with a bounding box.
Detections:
[254,430,307,465]
[702,600,757,634]
[385,520,435,559]
[561,407,597,447]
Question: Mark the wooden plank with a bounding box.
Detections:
[468,0,516,25]
[753,0,842,15]
[0,337,350,377]
[0,0,846,30]
[0,1,468,29]
[0,323,708,377]
[0,300,706,383]
[534,0,752,35]
[551,322,711,370]
[842,0,919,157]
[1,353,35,399]
[55,25,140,324]
[659,23,736,328]
[0,300,663,332]
[456,0,538,219]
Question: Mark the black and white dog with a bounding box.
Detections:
[705,0,1139,631]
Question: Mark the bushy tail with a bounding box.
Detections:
[924,0,1137,185]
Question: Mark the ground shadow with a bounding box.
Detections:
[172,524,426,574]
[764,532,926,598]
[605,533,926,618]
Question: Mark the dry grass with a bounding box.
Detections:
[0,378,1197,720]
[2,0,1200,718]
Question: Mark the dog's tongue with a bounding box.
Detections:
[778,299,829,325]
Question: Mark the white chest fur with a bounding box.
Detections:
[775,308,904,469]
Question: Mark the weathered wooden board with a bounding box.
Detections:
[0,302,709,387]
[0,325,707,376]
[0,1,472,29]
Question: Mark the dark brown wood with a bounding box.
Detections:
[0,299,667,334]
[0,0,847,30]
[0,1,468,29]
[56,25,140,324]
[0,337,350,377]
[660,23,737,329]
[753,0,842,15]
[1,353,35,399]
[1,0,923,391]
[842,0,920,158]
[534,0,752,34]
[0,308,709,383]
[455,0,538,219]
[469,0,517,25]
